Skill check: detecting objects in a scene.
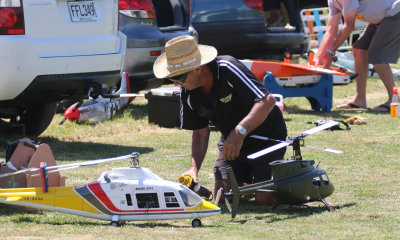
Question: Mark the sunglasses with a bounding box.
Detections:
[169,72,189,84]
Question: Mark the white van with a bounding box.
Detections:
[0,0,126,136]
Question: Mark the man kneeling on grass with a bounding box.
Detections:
[153,36,287,205]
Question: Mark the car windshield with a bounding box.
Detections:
[178,187,203,208]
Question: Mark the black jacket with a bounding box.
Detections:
[179,55,287,152]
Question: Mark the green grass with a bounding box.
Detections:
[0,73,400,239]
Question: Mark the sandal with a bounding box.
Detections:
[336,102,366,109]
[371,104,390,112]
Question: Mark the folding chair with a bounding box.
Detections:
[300,7,368,51]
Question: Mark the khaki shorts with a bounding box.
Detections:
[353,12,400,64]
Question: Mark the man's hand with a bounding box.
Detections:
[182,168,198,183]
[314,51,333,68]
[222,129,245,160]
[221,95,276,160]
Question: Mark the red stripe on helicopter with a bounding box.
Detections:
[87,182,184,213]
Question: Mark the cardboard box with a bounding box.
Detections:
[145,87,180,128]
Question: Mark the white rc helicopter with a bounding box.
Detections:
[0,153,220,227]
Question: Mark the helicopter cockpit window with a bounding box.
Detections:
[126,194,133,206]
[136,193,160,209]
[313,174,330,188]
[321,174,330,185]
[164,192,180,208]
[178,187,202,208]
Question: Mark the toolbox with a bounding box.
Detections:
[145,87,181,128]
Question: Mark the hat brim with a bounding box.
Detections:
[153,45,218,79]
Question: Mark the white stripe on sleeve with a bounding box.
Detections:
[218,60,265,99]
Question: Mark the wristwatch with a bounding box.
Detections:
[326,49,336,56]
[235,124,247,136]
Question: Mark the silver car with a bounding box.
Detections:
[119,0,198,92]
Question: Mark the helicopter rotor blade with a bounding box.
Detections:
[134,154,190,162]
[247,142,290,159]
[44,153,139,172]
[0,153,139,179]
[248,120,341,159]
[303,145,343,154]
[0,168,34,178]
[300,120,339,137]
[30,163,99,177]
[0,152,192,179]
[248,135,284,143]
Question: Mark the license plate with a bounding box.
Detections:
[68,1,98,22]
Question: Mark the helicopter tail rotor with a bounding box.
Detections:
[214,188,222,205]
[214,188,233,213]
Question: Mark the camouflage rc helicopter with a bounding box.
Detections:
[216,120,343,218]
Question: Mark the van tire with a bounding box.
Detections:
[23,102,57,136]
[0,102,56,137]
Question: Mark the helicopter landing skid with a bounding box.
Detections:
[277,201,336,214]
[304,205,316,214]
[319,197,336,212]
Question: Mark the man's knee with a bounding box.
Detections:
[353,48,367,57]
[214,179,231,191]
[255,190,277,206]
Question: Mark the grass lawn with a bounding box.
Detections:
[0,70,399,239]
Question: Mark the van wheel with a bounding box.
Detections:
[0,102,56,136]
[23,102,57,136]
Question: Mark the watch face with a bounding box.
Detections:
[237,125,246,135]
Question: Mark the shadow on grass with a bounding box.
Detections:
[127,100,148,120]
[285,103,390,119]
[0,135,154,162]
[221,201,357,223]
[0,204,37,215]
[126,221,218,229]
[0,205,218,228]
[284,105,370,119]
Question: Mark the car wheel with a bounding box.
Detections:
[0,102,56,136]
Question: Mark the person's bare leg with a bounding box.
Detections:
[337,48,369,109]
[372,63,395,109]
[280,3,294,29]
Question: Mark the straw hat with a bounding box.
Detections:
[153,36,217,79]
